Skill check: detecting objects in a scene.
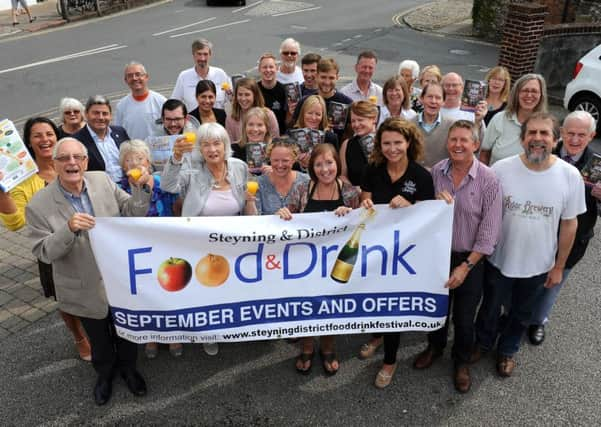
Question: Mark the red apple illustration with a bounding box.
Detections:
[157,257,192,292]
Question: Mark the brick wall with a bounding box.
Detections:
[498,3,548,81]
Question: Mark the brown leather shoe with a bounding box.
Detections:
[496,355,516,377]
[413,346,442,370]
[454,365,471,393]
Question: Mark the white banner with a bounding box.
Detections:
[89,201,453,344]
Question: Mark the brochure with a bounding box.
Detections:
[581,153,601,185]
[461,80,488,112]
[145,135,179,172]
[284,83,302,104]
[246,142,266,174]
[327,101,350,131]
[0,119,38,193]
[357,133,375,160]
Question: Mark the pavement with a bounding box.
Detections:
[0,0,161,38]
[0,0,65,38]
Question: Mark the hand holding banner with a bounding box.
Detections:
[89,201,453,344]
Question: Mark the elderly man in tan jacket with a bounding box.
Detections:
[26,137,152,406]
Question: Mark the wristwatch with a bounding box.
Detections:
[464,260,475,270]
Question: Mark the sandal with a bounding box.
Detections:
[295,351,314,375]
[320,351,339,376]
[374,364,397,389]
[359,337,383,359]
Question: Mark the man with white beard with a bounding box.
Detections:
[472,112,586,378]
[276,38,304,85]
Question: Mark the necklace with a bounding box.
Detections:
[317,181,336,200]
[212,165,227,189]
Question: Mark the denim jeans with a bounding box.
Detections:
[530,268,571,325]
[475,261,546,356]
[427,252,484,365]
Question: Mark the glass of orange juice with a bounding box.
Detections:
[247,180,259,195]
[181,123,200,174]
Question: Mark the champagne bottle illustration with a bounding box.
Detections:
[330,208,376,283]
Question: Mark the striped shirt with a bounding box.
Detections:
[431,157,503,255]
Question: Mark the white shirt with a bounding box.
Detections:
[276,66,304,85]
[488,155,586,277]
[440,106,475,122]
[87,125,123,182]
[340,79,383,104]
[379,105,417,126]
[480,112,522,165]
[114,90,166,140]
[171,66,231,111]
[440,105,486,141]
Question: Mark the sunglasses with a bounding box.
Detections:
[64,110,81,115]
[282,51,298,56]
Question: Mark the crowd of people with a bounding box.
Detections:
[1,36,600,406]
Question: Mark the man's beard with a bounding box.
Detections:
[525,141,550,164]
[282,60,296,69]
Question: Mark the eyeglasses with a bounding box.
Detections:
[55,154,87,162]
[282,51,298,56]
[520,89,540,95]
[64,110,81,115]
[163,117,185,123]
[126,72,146,79]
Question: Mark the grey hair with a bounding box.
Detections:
[191,38,213,54]
[118,139,151,167]
[398,60,420,79]
[85,95,111,113]
[52,137,88,159]
[506,73,548,117]
[59,97,85,116]
[197,122,232,161]
[563,110,597,133]
[124,61,147,76]
[442,72,464,86]
[279,38,301,55]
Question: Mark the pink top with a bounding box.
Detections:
[200,189,241,216]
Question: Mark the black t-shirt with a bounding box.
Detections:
[300,83,318,98]
[360,161,435,204]
[189,107,227,127]
[345,135,370,187]
[259,81,288,134]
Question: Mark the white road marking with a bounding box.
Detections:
[232,0,263,13]
[342,38,351,42]
[0,44,127,75]
[170,20,250,38]
[152,17,217,36]
[271,6,321,17]
[290,25,308,30]
[19,359,80,380]
[353,34,362,38]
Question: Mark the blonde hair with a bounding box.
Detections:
[486,66,511,103]
[419,65,442,86]
[239,107,272,148]
[294,95,329,130]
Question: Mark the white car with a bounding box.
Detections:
[564,44,601,133]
